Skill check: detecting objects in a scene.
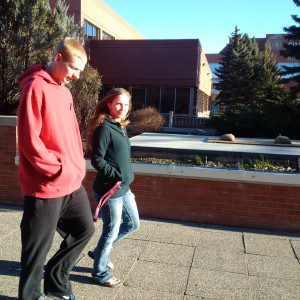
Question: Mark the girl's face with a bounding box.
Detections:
[107,94,130,122]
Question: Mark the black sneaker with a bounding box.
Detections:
[44,293,75,299]
[88,251,95,259]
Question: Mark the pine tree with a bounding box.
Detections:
[0,0,24,114]
[215,27,258,107]
[280,0,300,97]
[211,27,292,138]
[0,0,83,115]
[216,27,288,108]
[255,43,288,104]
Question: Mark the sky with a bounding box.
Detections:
[104,0,297,54]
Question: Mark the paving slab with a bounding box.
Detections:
[124,260,190,294]
[192,247,248,275]
[0,230,21,271]
[70,253,139,300]
[70,266,119,300]
[244,236,295,258]
[246,254,300,280]
[150,223,244,254]
[243,230,300,241]
[249,276,300,300]
[150,223,206,246]
[186,267,252,299]
[126,218,159,241]
[112,238,148,260]
[184,296,214,300]
[0,269,20,299]
[291,240,300,260]
[139,241,195,266]
[197,237,244,254]
[198,227,243,239]
[0,210,22,240]
[1,205,300,300]
[114,286,183,300]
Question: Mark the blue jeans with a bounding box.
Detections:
[92,189,140,283]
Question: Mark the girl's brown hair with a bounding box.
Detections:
[86,88,132,149]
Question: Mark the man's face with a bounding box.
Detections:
[55,54,86,85]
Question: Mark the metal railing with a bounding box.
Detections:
[161,112,207,128]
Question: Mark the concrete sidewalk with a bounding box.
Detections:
[0,205,300,299]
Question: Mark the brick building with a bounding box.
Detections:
[49,0,144,40]
[49,0,212,120]
[89,39,212,118]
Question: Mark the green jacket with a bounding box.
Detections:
[91,118,134,198]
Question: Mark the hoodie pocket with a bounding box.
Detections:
[48,156,72,187]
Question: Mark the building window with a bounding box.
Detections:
[131,86,146,110]
[102,31,115,40]
[84,20,99,39]
[145,86,160,109]
[160,87,175,113]
[175,88,190,114]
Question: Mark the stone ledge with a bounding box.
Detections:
[14,157,300,187]
[86,159,300,187]
[0,116,17,127]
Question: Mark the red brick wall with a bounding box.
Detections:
[1,121,300,232]
[128,175,300,232]
[0,125,22,205]
[82,172,300,232]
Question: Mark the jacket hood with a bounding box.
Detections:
[18,64,59,88]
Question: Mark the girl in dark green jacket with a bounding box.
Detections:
[87,88,140,287]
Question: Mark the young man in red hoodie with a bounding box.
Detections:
[17,37,95,300]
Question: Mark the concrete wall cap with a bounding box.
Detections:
[0,115,17,126]
[15,157,300,187]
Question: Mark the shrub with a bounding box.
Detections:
[194,155,202,165]
[71,63,102,136]
[130,107,164,134]
[208,101,300,139]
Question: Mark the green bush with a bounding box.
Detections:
[208,101,300,139]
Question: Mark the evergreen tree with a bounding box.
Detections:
[211,27,292,138]
[216,27,288,108]
[215,27,258,107]
[0,0,25,114]
[255,43,288,104]
[0,0,83,114]
[280,0,300,97]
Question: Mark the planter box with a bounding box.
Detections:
[85,160,300,232]
[1,115,299,232]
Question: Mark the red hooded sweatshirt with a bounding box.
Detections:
[17,64,86,198]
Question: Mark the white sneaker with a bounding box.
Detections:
[108,261,115,269]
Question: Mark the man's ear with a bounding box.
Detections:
[55,53,63,63]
